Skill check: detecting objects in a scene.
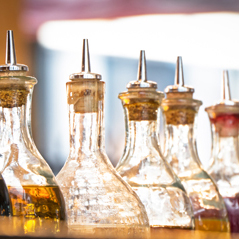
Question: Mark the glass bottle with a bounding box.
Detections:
[0,30,66,234]
[116,51,194,230]
[161,56,230,232]
[205,70,239,232]
[56,40,149,238]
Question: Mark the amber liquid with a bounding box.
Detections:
[8,185,65,219]
[0,179,11,216]
[7,185,66,234]
[224,196,239,232]
[195,218,229,232]
[150,227,194,239]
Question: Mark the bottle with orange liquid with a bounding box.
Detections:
[205,70,239,232]
[161,57,229,232]
[0,30,66,235]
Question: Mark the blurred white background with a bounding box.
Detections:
[35,14,239,173]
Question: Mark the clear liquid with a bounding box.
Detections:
[132,185,193,229]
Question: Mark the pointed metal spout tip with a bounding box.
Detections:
[6,30,17,65]
[164,56,194,94]
[222,70,231,101]
[137,50,147,82]
[81,39,91,73]
[126,50,157,89]
[174,56,184,86]
[0,30,28,72]
[69,39,101,80]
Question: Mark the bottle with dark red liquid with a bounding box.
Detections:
[206,70,239,233]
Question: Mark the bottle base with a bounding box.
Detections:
[68,224,149,239]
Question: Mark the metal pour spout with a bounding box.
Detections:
[126,50,157,89]
[137,50,147,82]
[222,70,231,101]
[6,30,17,65]
[81,39,91,73]
[0,30,28,72]
[69,39,101,80]
[164,56,194,94]
[174,56,184,86]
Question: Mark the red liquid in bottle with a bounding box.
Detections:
[223,196,239,232]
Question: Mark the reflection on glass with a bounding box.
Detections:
[116,51,194,229]
[206,70,239,232]
[56,40,149,238]
[0,30,65,234]
[162,57,229,232]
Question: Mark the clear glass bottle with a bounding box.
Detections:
[161,56,230,232]
[56,40,149,238]
[205,70,239,232]
[0,30,66,234]
[116,51,194,230]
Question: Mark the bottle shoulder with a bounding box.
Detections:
[1,143,57,187]
[208,161,239,197]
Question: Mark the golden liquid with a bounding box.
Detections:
[7,185,66,234]
[195,218,230,232]
[150,227,230,239]
[150,227,194,239]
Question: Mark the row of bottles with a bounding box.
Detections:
[0,30,238,237]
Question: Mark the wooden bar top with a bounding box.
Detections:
[0,218,237,239]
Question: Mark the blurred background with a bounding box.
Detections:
[1,0,239,174]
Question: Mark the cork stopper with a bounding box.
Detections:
[0,30,37,108]
[119,50,164,121]
[165,56,194,99]
[67,39,104,113]
[162,57,202,125]
[205,71,239,137]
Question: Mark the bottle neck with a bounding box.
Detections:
[129,120,158,148]
[69,109,99,156]
[120,119,161,164]
[211,124,239,165]
[164,123,201,176]
[0,101,33,173]
[1,106,27,144]
[67,80,105,158]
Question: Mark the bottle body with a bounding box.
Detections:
[179,169,229,231]
[56,79,149,238]
[0,74,65,233]
[162,101,230,232]
[116,95,194,229]
[206,111,239,232]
